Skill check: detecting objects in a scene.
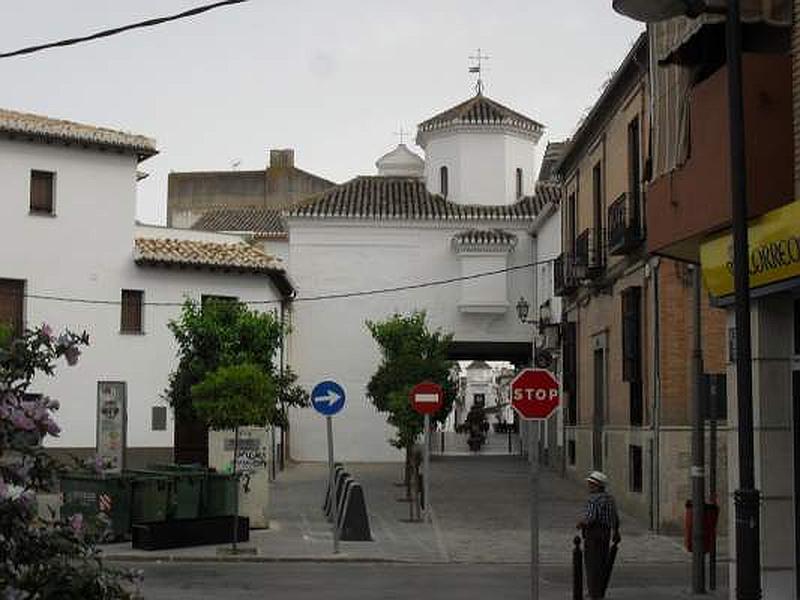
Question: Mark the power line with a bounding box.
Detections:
[0,0,249,59]
[4,258,556,308]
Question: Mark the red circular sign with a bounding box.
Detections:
[510,368,560,420]
[410,381,444,415]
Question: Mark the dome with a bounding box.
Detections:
[375,143,425,178]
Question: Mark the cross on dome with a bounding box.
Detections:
[468,48,490,95]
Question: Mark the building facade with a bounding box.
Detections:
[0,109,292,467]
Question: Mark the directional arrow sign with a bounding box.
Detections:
[311,380,346,417]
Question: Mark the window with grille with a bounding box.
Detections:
[563,321,578,425]
[30,170,55,214]
[0,279,24,337]
[516,168,523,198]
[440,166,449,198]
[120,290,143,334]
[622,286,643,425]
[628,117,642,228]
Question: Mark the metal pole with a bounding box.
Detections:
[424,414,431,523]
[710,375,719,591]
[726,1,761,598]
[326,416,339,554]
[691,266,706,593]
[232,426,240,552]
[529,420,540,600]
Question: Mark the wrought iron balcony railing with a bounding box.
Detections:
[553,253,578,296]
[608,193,644,255]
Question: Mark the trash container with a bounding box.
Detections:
[684,500,719,553]
[60,473,131,541]
[144,464,205,519]
[130,474,171,524]
[203,472,237,517]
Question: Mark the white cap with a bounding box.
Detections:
[586,471,608,486]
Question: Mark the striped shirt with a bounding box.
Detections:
[584,491,620,530]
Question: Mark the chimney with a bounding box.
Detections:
[269,149,295,168]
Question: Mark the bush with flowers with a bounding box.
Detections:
[0,323,142,599]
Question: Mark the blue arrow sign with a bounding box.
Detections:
[311,380,346,417]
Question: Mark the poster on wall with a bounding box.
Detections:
[96,381,127,473]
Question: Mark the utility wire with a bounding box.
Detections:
[3,258,556,308]
[0,0,249,59]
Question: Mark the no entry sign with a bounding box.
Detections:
[510,368,560,420]
[410,381,444,415]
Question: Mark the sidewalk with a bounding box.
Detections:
[103,454,706,570]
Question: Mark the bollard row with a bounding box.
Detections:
[322,464,372,542]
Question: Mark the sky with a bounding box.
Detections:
[0,0,643,225]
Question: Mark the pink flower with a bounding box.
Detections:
[64,345,80,366]
[68,513,84,533]
[44,419,61,436]
[41,323,53,340]
[10,412,35,431]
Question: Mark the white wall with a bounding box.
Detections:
[423,130,537,206]
[0,139,283,451]
[286,220,535,462]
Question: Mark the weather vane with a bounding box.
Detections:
[469,48,490,95]
[394,125,409,145]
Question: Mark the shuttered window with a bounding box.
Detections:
[30,170,55,214]
[563,321,578,425]
[120,290,143,334]
[622,286,643,425]
[0,279,24,337]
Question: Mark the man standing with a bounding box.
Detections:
[577,471,621,599]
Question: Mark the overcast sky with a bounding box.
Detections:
[0,1,642,225]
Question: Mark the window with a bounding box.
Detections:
[568,193,577,255]
[30,170,55,214]
[568,440,576,466]
[563,322,578,425]
[628,117,641,228]
[629,444,643,493]
[152,406,167,431]
[516,168,523,198]
[440,166,449,198]
[622,286,643,426]
[120,290,143,334]
[592,162,604,262]
[0,279,24,337]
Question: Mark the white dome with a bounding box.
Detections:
[375,144,425,178]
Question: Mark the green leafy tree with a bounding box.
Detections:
[165,299,308,428]
[366,312,456,492]
[191,363,277,431]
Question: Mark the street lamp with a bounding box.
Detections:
[612,2,759,599]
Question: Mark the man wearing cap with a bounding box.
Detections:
[577,471,621,599]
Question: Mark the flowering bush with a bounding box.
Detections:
[0,324,142,599]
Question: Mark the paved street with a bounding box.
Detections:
[132,562,729,599]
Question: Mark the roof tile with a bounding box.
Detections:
[134,238,282,274]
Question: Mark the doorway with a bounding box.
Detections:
[593,346,606,471]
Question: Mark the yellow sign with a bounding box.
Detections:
[700,199,800,298]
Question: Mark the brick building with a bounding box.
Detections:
[555,32,729,532]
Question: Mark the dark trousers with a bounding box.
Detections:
[584,526,611,599]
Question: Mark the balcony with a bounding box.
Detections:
[553,253,577,296]
[608,193,644,255]
[574,228,605,279]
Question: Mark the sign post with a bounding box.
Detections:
[410,381,444,523]
[311,380,346,554]
[510,368,561,600]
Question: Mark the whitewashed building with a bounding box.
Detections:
[286,93,559,462]
[0,109,292,466]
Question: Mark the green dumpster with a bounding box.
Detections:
[204,472,237,517]
[144,464,205,519]
[129,474,171,524]
[60,473,131,541]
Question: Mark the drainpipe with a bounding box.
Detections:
[651,257,662,533]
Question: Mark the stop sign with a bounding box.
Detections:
[410,381,444,415]
[510,368,560,420]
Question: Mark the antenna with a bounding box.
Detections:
[393,125,409,145]
[469,48,490,95]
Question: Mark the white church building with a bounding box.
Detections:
[285,92,560,462]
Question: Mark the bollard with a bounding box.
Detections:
[573,535,584,600]
[337,481,372,541]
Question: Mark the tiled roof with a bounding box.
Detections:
[192,207,287,237]
[134,238,283,274]
[418,94,544,137]
[452,229,518,248]
[0,108,157,159]
[286,176,560,222]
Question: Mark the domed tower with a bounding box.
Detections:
[416,93,544,206]
[375,143,425,177]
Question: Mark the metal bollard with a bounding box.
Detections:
[573,535,584,600]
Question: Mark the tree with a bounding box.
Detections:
[0,323,141,599]
[191,363,277,552]
[165,298,308,434]
[366,312,456,496]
